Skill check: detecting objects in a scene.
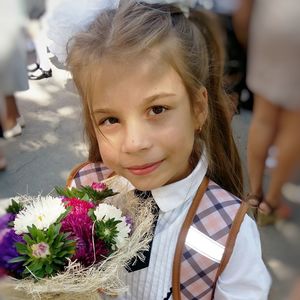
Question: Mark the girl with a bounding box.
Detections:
[63,0,271,299]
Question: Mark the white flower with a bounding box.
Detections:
[14,196,66,234]
[94,203,131,248]
[94,203,123,222]
[115,219,131,249]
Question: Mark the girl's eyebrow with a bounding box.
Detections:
[143,92,176,103]
[93,92,176,114]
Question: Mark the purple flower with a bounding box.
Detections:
[125,215,133,232]
[0,229,24,277]
[0,213,15,230]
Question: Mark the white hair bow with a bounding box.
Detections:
[141,0,198,17]
[47,0,120,64]
[47,0,198,65]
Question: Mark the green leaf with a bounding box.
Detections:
[88,209,96,221]
[14,223,76,279]
[45,264,53,275]
[16,242,29,255]
[6,199,24,214]
[81,193,90,201]
[53,258,66,265]
[55,184,118,203]
[9,256,26,263]
[23,234,34,245]
[56,208,70,223]
[94,219,121,246]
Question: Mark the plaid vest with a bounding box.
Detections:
[66,162,248,300]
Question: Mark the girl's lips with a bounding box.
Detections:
[127,160,163,175]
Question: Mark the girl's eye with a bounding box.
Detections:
[149,106,166,116]
[100,117,119,126]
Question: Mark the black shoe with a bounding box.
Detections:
[28,68,52,80]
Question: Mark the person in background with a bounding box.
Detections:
[233,0,300,224]
[26,0,52,80]
[0,0,28,168]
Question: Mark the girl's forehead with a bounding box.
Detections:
[89,52,187,109]
[91,53,177,96]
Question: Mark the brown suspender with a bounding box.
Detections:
[172,177,249,300]
[211,201,249,298]
[67,163,249,300]
[172,177,209,300]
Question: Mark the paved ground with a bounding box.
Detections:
[1,6,300,295]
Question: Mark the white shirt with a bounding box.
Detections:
[103,155,271,300]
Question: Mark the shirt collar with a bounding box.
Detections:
[151,152,208,213]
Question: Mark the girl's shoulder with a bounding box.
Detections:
[66,161,111,187]
[207,180,242,204]
[66,161,133,193]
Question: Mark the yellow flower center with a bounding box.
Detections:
[37,214,45,222]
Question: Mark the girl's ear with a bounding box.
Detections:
[193,86,208,129]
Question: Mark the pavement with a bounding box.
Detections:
[1,44,300,300]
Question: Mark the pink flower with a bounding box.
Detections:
[91,182,107,192]
[61,198,109,266]
[31,242,50,258]
[61,198,95,234]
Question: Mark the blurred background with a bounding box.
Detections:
[0,0,299,299]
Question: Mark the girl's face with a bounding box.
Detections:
[91,54,207,190]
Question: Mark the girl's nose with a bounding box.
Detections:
[121,122,152,153]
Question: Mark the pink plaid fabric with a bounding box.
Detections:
[69,162,112,187]
[68,164,243,299]
[179,181,242,300]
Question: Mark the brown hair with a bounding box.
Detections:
[67,1,243,197]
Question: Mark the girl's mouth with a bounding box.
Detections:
[126,160,163,176]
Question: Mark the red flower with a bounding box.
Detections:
[61,198,109,266]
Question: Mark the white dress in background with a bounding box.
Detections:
[247,0,300,109]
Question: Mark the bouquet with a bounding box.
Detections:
[0,178,155,300]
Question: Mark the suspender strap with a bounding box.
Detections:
[172,177,209,300]
[213,200,249,282]
[210,200,249,298]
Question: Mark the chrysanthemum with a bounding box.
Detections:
[114,220,131,249]
[14,196,66,234]
[94,204,131,249]
[94,203,123,222]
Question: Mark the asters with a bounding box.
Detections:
[14,196,66,234]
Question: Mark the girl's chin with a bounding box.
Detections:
[126,177,165,191]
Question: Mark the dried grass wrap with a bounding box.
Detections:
[0,177,155,300]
